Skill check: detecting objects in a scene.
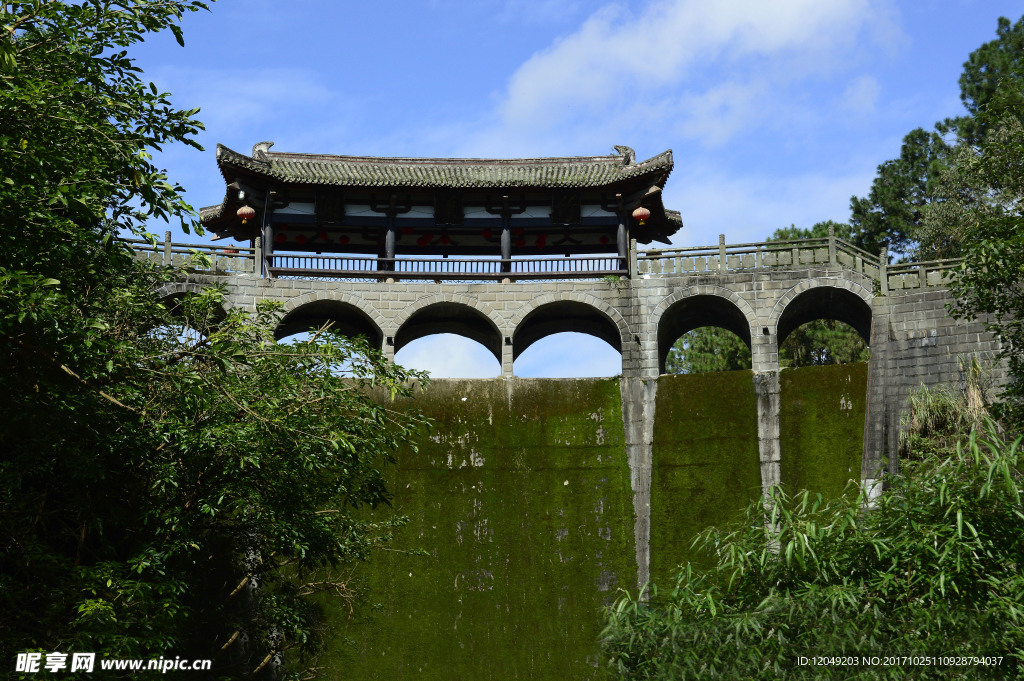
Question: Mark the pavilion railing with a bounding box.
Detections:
[267,254,626,280]
[123,230,963,292]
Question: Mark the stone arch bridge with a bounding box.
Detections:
[134,231,1004,587]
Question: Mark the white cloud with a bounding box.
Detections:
[491,0,901,137]
[392,333,621,378]
[396,335,501,378]
[840,75,881,115]
[676,80,769,147]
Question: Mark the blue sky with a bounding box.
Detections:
[135,0,1022,378]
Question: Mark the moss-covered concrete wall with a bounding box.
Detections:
[320,368,868,679]
[649,372,763,587]
[779,364,867,499]
[322,378,636,681]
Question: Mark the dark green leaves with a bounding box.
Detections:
[602,423,1024,680]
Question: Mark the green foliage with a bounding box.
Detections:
[665,327,751,374]
[770,220,853,242]
[2,273,429,677]
[900,360,994,462]
[941,76,1024,426]
[1,2,430,678]
[1,0,208,275]
[778,320,869,368]
[849,15,1024,261]
[602,422,1024,680]
[952,15,1024,146]
[849,128,955,258]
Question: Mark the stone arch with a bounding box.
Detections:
[277,292,386,347]
[652,285,759,374]
[155,281,208,301]
[768,279,874,346]
[393,293,505,363]
[155,282,227,326]
[510,291,631,361]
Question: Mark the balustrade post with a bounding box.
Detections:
[628,238,638,278]
[828,224,837,266]
[879,246,889,295]
[718,234,727,274]
[163,230,172,267]
[253,236,262,276]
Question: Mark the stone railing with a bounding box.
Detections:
[125,232,256,275]
[124,229,961,292]
[637,231,962,293]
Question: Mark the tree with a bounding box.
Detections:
[1,3,428,677]
[769,219,853,243]
[849,15,1024,261]
[952,15,1024,146]
[849,128,954,258]
[938,67,1024,426]
[601,423,1024,680]
[665,326,751,374]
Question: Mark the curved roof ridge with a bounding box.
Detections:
[214,143,674,190]
[216,143,672,167]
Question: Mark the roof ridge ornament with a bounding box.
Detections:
[251,141,275,163]
[613,145,636,165]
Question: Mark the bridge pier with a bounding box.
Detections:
[619,376,656,590]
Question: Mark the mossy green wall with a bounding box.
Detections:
[779,364,867,499]
[321,378,635,681]
[319,368,868,679]
[649,372,763,587]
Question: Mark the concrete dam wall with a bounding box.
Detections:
[319,365,868,680]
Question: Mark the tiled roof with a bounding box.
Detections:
[215,143,674,190]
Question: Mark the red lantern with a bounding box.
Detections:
[632,206,651,226]
[296,234,307,245]
[318,231,328,241]
[275,233,286,244]
[439,234,451,245]
[599,235,610,245]
[237,205,256,224]
[338,235,350,245]
[482,229,493,240]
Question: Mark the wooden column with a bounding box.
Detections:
[261,213,274,278]
[486,194,524,284]
[500,213,512,278]
[371,194,410,279]
[617,215,628,273]
[385,214,397,266]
